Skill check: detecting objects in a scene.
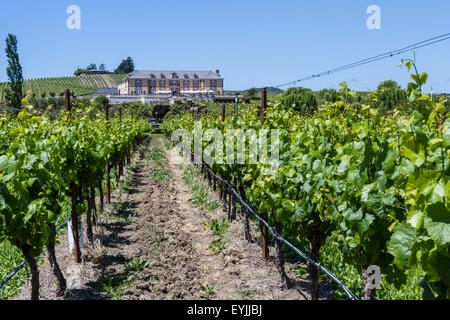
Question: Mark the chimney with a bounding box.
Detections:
[216,69,220,75]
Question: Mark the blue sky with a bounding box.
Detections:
[0,0,449,92]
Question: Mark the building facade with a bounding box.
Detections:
[118,70,224,96]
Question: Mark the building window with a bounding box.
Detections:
[160,80,166,86]
[160,74,166,79]
[150,88,155,94]
[150,74,156,79]
[194,81,199,87]
[210,80,216,87]
[171,80,178,86]
[184,81,189,87]
[172,73,178,79]
[184,74,189,79]
[136,88,141,94]
[193,74,199,79]
[136,80,142,87]
[150,80,156,86]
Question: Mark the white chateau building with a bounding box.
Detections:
[118,70,224,97]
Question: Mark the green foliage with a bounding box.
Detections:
[5,34,23,108]
[86,64,97,71]
[245,88,258,100]
[114,57,134,74]
[163,61,449,299]
[206,218,229,237]
[0,105,153,298]
[316,88,339,104]
[73,68,85,76]
[199,283,216,296]
[281,86,317,113]
[373,80,407,110]
[93,95,109,108]
[181,164,221,212]
[208,240,228,252]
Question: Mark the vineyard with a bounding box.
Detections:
[0,74,125,102]
[0,100,152,299]
[160,66,450,300]
[0,61,448,301]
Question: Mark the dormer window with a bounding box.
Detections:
[160,74,166,79]
[193,74,199,79]
[172,73,178,79]
[150,74,156,79]
[184,74,189,79]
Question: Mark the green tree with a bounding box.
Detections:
[86,63,97,71]
[114,57,135,74]
[4,34,23,108]
[374,80,407,110]
[93,95,109,108]
[74,68,85,76]
[99,64,106,71]
[245,87,258,100]
[316,88,339,104]
[281,87,317,113]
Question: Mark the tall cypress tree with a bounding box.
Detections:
[5,33,23,108]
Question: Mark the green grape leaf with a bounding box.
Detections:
[388,223,416,269]
[423,203,450,246]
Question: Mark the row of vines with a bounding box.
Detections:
[1,74,125,103]
[161,68,449,299]
[0,103,152,299]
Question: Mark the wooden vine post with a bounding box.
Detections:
[118,107,124,178]
[260,88,269,260]
[219,104,225,201]
[105,101,111,204]
[64,89,71,113]
[65,90,81,263]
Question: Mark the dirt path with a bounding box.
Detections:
[12,136,330,300]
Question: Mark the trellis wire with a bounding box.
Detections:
[190,151,359,300]
[0,216,71,290]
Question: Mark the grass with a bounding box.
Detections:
[146,147,165,166]
[0,240,28,300]
[206,218,230,237]
[182,164,221,212]
[0,205,72,300]
[317,235,424,300]
[208,240,228,253]
[238,289,255,298]
[86,256,149,300]
[151,168,172,181]
[199,283,217,296]
[287,232,425,300]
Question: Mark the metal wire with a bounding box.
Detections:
[193,153,359,300]
[274,33,450,88]
[0,215,72,290]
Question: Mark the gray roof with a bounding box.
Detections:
[93,88,118,95]
[125,70,222,80]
